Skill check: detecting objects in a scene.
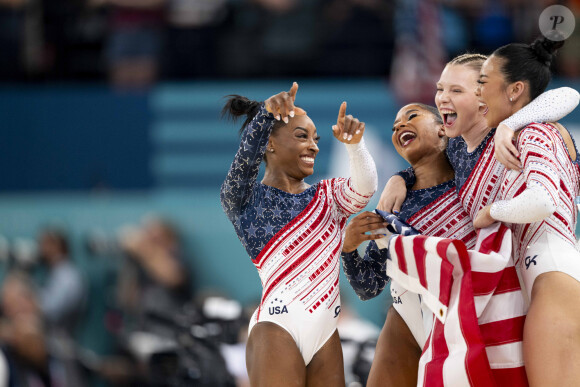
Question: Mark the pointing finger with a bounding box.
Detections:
[289,82,299,102]
[337,101,347,127]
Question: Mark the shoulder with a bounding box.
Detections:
[518,122,559,144]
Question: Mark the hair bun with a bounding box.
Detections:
[530,36,564,66]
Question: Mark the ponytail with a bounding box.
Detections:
[221,95,262,135]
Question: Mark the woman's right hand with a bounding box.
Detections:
[377,176,407,213]
[343,211,388,253]
[494,123,521,171]
[264,82,306,123]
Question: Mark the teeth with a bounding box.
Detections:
[440,109,456,114]
[302,157,315,163]
[399,131,416,145]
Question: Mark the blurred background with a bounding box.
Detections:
[0,0,578,386]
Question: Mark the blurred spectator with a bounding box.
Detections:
[317,0,393,77]
[218,0,322,77]
[90,0,167,90]
[0,271,53,386]
[337,298,380,386]
[117,215,191,328]
[390,0,445,104]
[162,0,228,79]
[558,0,580,78]
[0,0,29,81]
[42,0,104,81]
[37,227,86,338]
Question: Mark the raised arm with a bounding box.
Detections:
[220,83,303,221]
[220,105,275,221]
[332,102,378,214]
[495,87,580,170]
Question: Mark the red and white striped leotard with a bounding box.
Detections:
[491,123,580,297]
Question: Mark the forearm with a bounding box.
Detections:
[501,87,580,131]
[490,183,557,223]
[341,242,389,300]
[345,138,378,196]
[220,105,274,218]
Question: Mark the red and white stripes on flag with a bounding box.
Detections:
[386,223,528,386]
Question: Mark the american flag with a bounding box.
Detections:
[385,222,528,386]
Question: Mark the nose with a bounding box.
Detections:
[310,139,319,153]
[435,89,449,105]
[394,123,406,132]
[475,84,482,97]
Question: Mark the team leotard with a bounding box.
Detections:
[490,123,580,298]
[394,87,579,383]
[220,105,377,365]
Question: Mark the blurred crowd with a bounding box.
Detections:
[0,0,578,92]
[0,216,245,386]
[0,215,382,387]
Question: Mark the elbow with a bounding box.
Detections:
[542,200,557,219]
[562,87,580,108]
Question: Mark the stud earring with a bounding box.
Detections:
[268,148,274,153]
[509,97,513,102]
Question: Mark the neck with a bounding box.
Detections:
[262,170,309,194]
[462,118,491,152]
[411,153,454,190]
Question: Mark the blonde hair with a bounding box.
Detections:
[447,53,488,72]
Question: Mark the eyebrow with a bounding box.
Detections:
[294,127,320,138]
[393,109,420,125]
[480,74,488,78]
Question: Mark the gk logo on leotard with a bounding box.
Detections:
[334,306,341,318]
[525,255,538,269]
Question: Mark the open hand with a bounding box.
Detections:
[342,211,388,253]
[332,102,365,144]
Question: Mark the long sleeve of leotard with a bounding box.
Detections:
[341,241,389,300]
[220,104,275,222]
[490,125,560,223]
[500,87,580,131]
[345,138,378,196]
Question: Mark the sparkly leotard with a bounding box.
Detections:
[221,105,377,365]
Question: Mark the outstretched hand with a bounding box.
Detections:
[264,82,306,123]
[494,123,521,171]
[332,102,365,144]
[342,211,388,253]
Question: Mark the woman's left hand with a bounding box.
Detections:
[473,205,495,229]
[332,102,365,144]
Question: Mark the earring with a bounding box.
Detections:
[268,148,274,153]
[509,97,513,102]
